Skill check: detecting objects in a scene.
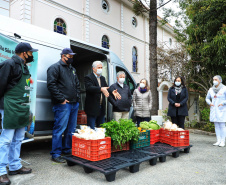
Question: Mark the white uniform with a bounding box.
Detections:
[206,86,226,122]
[206,86,226,143]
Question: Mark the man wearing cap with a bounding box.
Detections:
[0,42,38,185]
[47,48,80,163]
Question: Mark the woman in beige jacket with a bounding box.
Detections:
[133,78,152,126]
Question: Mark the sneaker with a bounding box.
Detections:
[8,166,32,175]
[219,142,225,147]
[52,156,66,163]
[213,141,221,146]
[0,174,11,185]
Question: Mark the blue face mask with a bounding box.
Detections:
[175,82,181,86]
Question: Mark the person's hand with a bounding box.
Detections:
[175,103,180,107]
[210,103,214,107]
[218,104,223,107]
[112,89,121,100]
[61,99,69,104]
[101,87,109,97]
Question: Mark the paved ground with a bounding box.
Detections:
[8,133,226,185]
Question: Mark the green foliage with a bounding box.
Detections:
[203,122,215,133]
[200,107,210,122]
[162,108,171,121]
[101,119,140,148]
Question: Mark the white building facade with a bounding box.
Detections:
[1,0,176,83]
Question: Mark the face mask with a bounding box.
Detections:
[65,57,73,64]
[213,81,219,86]
[96,69,102,75]
[25,53,34,63]
[140,83,145,88]
[119,78,125,84]
[175,82,181,86]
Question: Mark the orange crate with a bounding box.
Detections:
[111,142,130,153]
[160,128,189,147]
[150,130,160,144]
[72,136,111,161]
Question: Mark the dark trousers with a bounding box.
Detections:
[136,116,151,127]
[171,116,185,129]
[87,105,105,129]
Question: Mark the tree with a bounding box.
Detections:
[129,0,172,115]
[162,0,226,93]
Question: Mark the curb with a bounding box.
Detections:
[188,129,215,136]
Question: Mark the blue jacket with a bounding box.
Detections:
[167,86,188,117]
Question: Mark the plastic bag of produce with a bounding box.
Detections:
[170,124,178,131]
[163,120,172,130]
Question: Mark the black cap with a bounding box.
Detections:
[15,42,38,53]
[61,48,76,55]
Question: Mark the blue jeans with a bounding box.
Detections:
[136,116,151,127]
[87,105,105,129]
[0,109,25,176]
[50,102,79,159]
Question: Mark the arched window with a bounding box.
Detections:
[132,17,137,28]
[54,18,67,35]
[102,35,109,49]
[169,38,172,46]
[102,0,109,13]
[132,47,138,72]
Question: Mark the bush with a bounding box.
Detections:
[203,122,215,133]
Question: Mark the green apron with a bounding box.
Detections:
[3,63,31,129]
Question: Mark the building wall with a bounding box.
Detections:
[0,0,9,17]
[7,0,175,83]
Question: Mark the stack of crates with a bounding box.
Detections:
[149,130,160,144]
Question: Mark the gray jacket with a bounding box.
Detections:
[133,89,152,117]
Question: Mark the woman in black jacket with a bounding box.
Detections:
[167,76,188,129]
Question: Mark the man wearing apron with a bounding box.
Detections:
[0,42,38,185]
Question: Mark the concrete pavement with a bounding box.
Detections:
[8,133,226,185]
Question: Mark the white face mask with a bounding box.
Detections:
[213,81,219,86]
[96,68,102,75]
[119,78,125,84]
[140,83,145,88]
[175,82,181,86]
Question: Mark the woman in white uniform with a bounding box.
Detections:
[206,75,226,147]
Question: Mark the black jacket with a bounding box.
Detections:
[47,60,80,105]
[167,86,188,117]
[0,55,29,109]
[108,83,132,112]
[84,73,108,116]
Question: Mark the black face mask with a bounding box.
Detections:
[25,52,34,63]
[65,57,73,65]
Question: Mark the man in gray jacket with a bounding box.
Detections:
[108,71,132,121]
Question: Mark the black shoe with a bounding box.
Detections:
[9,166,32,175]
[0,174,11,185]
[52,156,66,163]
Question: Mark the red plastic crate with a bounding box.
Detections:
[77,110,87,125]
[111,142,130,153]
[160,128,189,147]
[150,130,160,144]
[72,136,111,161]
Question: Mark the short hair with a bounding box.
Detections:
[117,71,126,78]
[213,75,222,83]
[92,61,103,68]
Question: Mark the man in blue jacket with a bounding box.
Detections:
[47,48,80,163]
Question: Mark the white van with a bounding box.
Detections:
[0,15,137,135]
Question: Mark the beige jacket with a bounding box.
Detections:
[133,89,152,117]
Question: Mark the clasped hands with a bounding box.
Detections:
[210,103,223,107]
[175,103,180,107]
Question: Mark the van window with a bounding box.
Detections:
[116,67,135,94]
